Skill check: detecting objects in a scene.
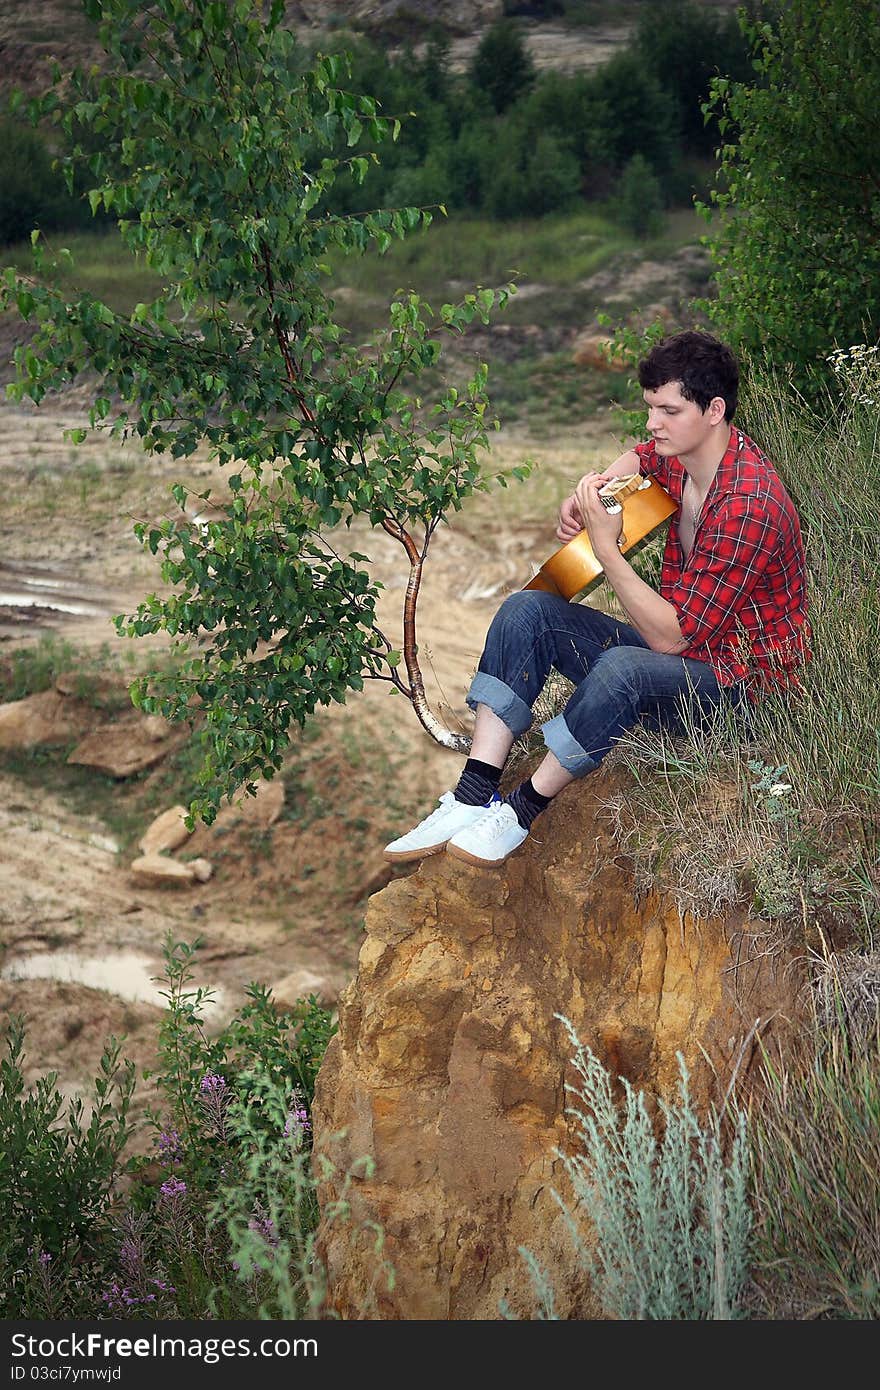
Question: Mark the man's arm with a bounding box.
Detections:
[575,473,688,653]
[556,448,642,541]
[600,548,688,653]
[583,487,783,658]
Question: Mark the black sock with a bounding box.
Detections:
[453,757,503,806]
[505,777,553,831]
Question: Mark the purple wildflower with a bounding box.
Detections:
[198,1071,231,1142]
[119,1235,142,1276]
[283,1095,312,1144]
[101,1281,136,1310]
[200,1072,227,1094]
[157,1128,182,1162]
[101,1281,158,1311]
[159,1176,187,1200]
[248,1213,278,1248]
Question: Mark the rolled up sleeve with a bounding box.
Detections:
[670,497,778,649]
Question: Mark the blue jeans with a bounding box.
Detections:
[466,591,747,776]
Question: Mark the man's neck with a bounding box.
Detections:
[679,422,733,492]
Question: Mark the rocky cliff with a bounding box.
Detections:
[312,768,806,1319]
[287,2,502,35]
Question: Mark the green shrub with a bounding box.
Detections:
[0,935,356,1319]
[589,50,679,178]
[0,1018,136,1317]
[0,120,80,245]
[701,0,880,389]
[0,634,77,703]
[143,935,334,1185]
[614,154,665,239]
[632,0,753,157]
[119,935,378,1319]
[468,19,536,114]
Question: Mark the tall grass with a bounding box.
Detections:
[741,355,880,814]
[591,359,880,936]
[514,1001,878,1322]
[3,207,703,331]
[748,1008,880,1319]
[330,208,630,297]
[327,206,703,336]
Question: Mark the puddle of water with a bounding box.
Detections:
[2,950,225,1016]
[0,593,106,617]
[0,562,115,626]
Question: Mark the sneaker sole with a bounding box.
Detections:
[383,839,448,864]
[446,841,519,867]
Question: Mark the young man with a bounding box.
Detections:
[384,329,809,868]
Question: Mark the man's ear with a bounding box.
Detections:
[709,395,727,424]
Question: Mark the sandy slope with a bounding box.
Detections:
[0,390,622,1127]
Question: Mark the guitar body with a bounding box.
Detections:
[524,473,677,601]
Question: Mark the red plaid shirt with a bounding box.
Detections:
[633,426,809,690]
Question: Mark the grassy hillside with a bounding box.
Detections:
[2,205,709,428]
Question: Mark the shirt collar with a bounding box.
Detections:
[704,424,742,506]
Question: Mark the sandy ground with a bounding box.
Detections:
[0,384,623,1141]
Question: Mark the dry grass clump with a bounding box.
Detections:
[812,946,880,1049]
[556,1017,753,1321]
[602,708,868,931]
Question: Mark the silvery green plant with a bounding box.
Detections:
[550,1015,752,1320]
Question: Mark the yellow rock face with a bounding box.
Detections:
[312,771,805,1319]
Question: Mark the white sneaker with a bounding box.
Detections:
[446,801,528,867]
[383,791,500,863]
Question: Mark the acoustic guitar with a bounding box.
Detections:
[523,472,678,601]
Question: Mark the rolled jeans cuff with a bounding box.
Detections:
[540,713,599,777]
[466,672,533,736]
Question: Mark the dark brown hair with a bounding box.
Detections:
[638,330,739,421]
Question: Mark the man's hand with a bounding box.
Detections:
[556,470,617,542]
[574,475,624,562]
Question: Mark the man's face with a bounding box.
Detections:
[643,381,720,459]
